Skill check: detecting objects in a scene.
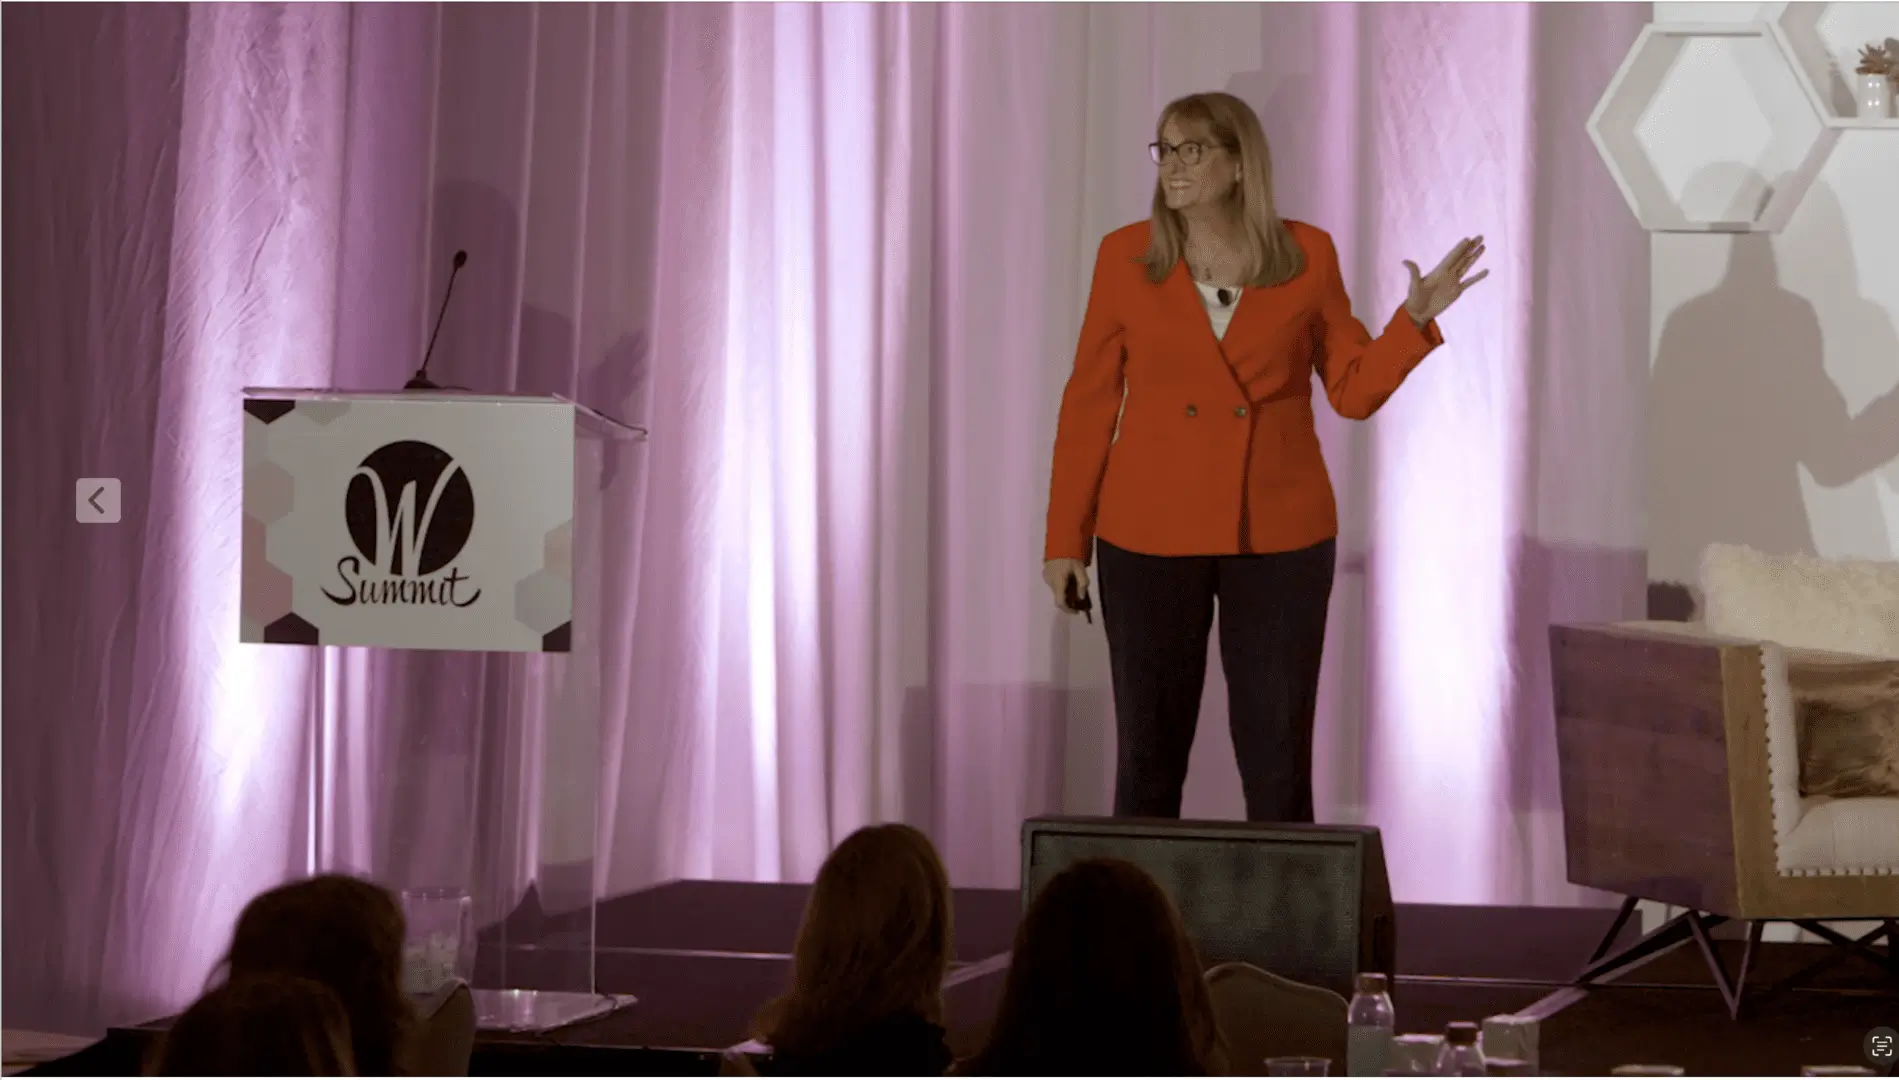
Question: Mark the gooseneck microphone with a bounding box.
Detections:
[406,249,469,390]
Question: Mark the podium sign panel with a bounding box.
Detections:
[242,394,576,653]
[241,388,639,1032]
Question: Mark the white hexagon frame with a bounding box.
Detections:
[1764,1,1899,128]
[1588,22,1842,232]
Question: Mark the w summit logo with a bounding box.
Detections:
[322,440,482,608]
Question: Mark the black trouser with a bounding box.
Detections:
[1095,536,1336,823]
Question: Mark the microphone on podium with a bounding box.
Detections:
[405,250,468,391]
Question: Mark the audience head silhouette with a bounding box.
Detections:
[965,857,1227,1076]
[151,974,355,1076]
[754,823,954,1075]
[221,874,414,1076]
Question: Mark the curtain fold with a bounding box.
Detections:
[3,1,1648,1035]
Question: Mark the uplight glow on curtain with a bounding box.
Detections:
[159,1,350,990]
[1360,4,1534,902]
[808,5,888,845]
[724,5,786,883]
[716,3,900,880]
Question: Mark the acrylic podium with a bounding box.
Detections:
[239,387,644,1032]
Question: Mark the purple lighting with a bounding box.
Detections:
[2,1,1649,1037]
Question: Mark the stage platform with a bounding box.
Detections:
[459,881,1635,1072]
[77,880,1896,1076]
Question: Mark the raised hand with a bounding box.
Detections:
[1403,236,1488,327]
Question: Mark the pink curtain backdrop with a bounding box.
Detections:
[2,2,1650,1035]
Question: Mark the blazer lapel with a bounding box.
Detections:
[1161,259,1210,333]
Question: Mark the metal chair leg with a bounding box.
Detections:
[1577,906,1717,986]
[1686,913,1761,1020]
[1580,899,1893,1021]
[1586,896,1642,965]
[1770,920,1899,992]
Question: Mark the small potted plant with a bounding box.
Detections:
[1856,43,1893,119]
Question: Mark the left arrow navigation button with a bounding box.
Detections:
[76,478,121,524]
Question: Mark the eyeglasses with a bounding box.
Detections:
[1149,140,1218,166]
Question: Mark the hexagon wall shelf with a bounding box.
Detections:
[1765,1,1899,128]
[1588,22,1842,232]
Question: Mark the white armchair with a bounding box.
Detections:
[1549,544,1899,1016]
[1698,545,1899,879]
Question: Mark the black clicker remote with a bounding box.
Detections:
[1065,576,1093,624]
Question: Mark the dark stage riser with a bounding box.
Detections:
[87,881,1890,1077]
[96,881,1626,1076]
[452,881,1644,1073]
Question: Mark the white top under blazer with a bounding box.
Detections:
[1195,279,1241,340]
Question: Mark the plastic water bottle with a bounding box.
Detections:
[1434,1022,1486,1076]
[1345,972,1396,1076]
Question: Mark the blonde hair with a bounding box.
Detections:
[1142,91,1305,288]
[753,823,954,1055]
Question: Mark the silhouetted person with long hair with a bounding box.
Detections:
[752,824,956,1075]
[219,875,416,1076]
[962,858,1228,1076]
[151,974,356,1075]
[1648,181,1899,591]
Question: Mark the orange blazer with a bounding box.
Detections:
[1045,219,1443,561]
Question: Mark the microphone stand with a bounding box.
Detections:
[407,249,468,390]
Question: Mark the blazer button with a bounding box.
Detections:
[1234,406,1248,418]
[1185,405,1198,418]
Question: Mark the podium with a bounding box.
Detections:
[240,387,644,1032]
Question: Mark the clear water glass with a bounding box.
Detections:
[1480,1015,1538,1074]
[1268,1057,1332,1077]
[1390,1034,1445,1076]
[400,887,475,994]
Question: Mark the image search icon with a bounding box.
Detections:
[1868,1027,1897,1069]
[76,478,120,524]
